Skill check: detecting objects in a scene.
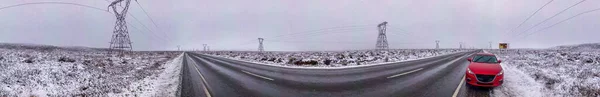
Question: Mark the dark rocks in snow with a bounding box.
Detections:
[260,57,268,61]
[324,59,332,65]
[583,58,594,63]
[58,57,76,63]
[287,58,297,64]
[268,58,276,62]
[544,79,561,89]
[340,60,348,66]
[574,85,600,97]
[293,60,318,65]
[83,60,92,65]
[23,58,34,63]
[560,53,568,56]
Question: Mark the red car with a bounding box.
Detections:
[465,53,504,87]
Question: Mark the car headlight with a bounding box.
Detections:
[467,68,474,74]
[497,70,504,76]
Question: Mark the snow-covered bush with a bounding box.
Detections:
[0,44,179,96]
[489,49,600,97]
[201,49,470,67]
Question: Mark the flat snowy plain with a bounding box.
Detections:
[0,43,182,96]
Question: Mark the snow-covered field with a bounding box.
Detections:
[202,49,470,67]
[489,49,600,97]
[0,43,182,96]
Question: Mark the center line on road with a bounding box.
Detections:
[452,75,466,97]
[387,68,424,79]
[190,56,213,97]
[242,70,275,81]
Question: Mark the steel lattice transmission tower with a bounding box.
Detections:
[203,44,207,51]
[376,22,389,50]
[258,38,264,52]
[436,40,440,49]
[108,0,134,53]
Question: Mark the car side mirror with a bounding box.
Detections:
[498,60,502,63]
[467,58,472,62]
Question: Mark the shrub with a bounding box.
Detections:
[58,57,76,63]
[324,59,332,65]
[268,58,276,62]
[23,58,34,63]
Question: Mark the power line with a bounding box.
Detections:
[134,1,170,42]
[510,0,587,39]
[264,40,371,44]
[514,7,600,41]
[0,1,162,44]
[386,25,420,38]
[103,0,170,43]
[266,24,374,40]
[0,2,108,12]
[236,26,372,45]
[268,27,372,42]
[505,0,555,37]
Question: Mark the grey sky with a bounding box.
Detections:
[1,0,599,51]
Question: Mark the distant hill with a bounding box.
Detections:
[0,43,113,52]
[551,43,600,50]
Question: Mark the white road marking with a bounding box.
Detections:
[386,68,424,78]
[242,70,275,81]
[452,75,466,97]
[190,56,213,97]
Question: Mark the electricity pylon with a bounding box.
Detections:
[108,0,135,53]
[376,22,389,50]
[258,38,264,52]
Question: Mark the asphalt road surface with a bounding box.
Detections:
[181,50,494,97]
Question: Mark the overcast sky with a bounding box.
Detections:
[1,0,599,51]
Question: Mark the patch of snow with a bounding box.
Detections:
[109,53,183,97]
[200,49,472,68]
[489,49,600,97]
[493,62,544,97]
[0,43,180,96]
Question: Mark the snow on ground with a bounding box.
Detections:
[109,53,183,97]
[489,49,600,97]
[0,43,181,96]
[201,49,470,67]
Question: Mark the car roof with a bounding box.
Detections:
[475,53,495,56]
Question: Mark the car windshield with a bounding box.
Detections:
[472,55,498,63]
